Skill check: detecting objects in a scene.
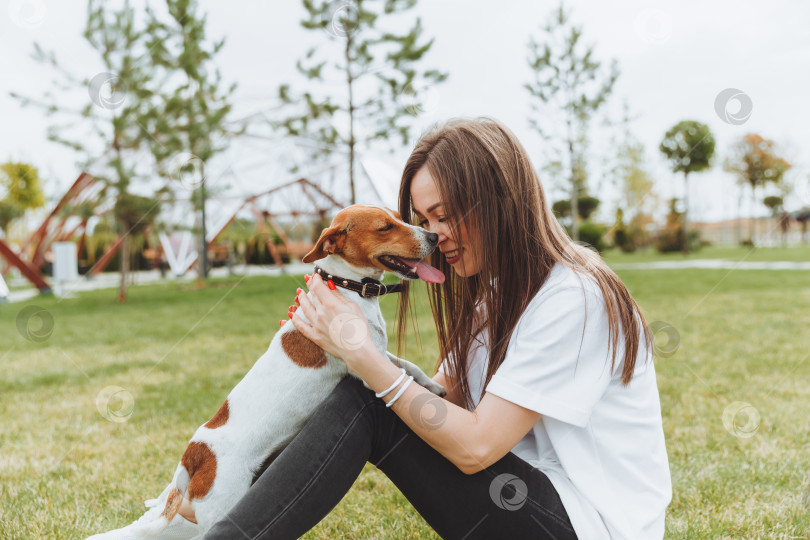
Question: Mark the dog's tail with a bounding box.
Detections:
[131,463,190,536]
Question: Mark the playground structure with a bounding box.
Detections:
[204,176,344,270]
[0,172,100,293]
[0,94,408,293]
[0,115,403,292]
[0,172,348,292]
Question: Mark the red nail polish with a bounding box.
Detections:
[296,288,302,294]
[288,311,293,319]
[295,297,300,306]
[279,320,285,326]
[305,274,310,282]
[327,280,336,290]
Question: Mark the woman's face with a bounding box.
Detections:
[410,166,481,278]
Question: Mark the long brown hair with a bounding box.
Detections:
[395,117,652,411]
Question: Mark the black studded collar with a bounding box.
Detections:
[312,265,404,297]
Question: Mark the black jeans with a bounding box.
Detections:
[204,375,577,540]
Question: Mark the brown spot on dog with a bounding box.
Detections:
[281,330,327,368]
[204,400,229,429]
[180,442,217,501]
[161,487,183,521]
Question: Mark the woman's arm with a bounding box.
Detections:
[351,343,541,474]
[432,370,463,408]
[292,273,540,474]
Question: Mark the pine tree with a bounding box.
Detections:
[525,1,618,241]
[140,0,238,280]
[11,0,158,302]
[275,0,447,204]
[604,101,657,228]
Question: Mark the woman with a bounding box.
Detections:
[205,117,671,539]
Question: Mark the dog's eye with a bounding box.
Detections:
[378,223,394,232]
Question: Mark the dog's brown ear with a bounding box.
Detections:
[302,225,347,263]
[385,207,403,221]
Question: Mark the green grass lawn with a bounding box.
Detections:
[1,265,809,539]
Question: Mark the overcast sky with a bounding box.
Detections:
[2,0,809,224]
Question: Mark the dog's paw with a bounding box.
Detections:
[423,380,447,397]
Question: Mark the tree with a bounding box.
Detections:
[794,208,810,244]
[723,133,791,245]
[525,1,618,241]
[614,142,656,243]
[114,192,161,269]
[763,194,786,246]
[0,161,46,238]
[552,195,600,221]
[140,0,238,280]
[12,0,158,302]
[612,208,633,252]
[274,0,447,204]
[655,197,696,253]
[0,162,46,211]
[763,195,783,217]
[0,201,23,237]
[659,120,715,254]
[603,100,658,226]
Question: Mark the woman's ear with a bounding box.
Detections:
[302,225,347,263]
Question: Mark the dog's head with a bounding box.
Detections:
[302,204,444,283]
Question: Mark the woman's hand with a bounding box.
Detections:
[288,273,373,370]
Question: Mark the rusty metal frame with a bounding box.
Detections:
[180,177,345,273]
[0,238,51,292]
[0,172,98,291]
[2,173,346,288]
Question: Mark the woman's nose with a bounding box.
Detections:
[436,230,451,245]
[425,221,450,243]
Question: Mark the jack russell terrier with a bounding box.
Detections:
[86,204,447,540]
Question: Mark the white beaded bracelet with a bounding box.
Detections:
[375,368,406,398]
[385,375,414,408]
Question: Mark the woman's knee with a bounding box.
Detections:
[311,375,379,424]
[334,374,377,402]
[322,375,412,465]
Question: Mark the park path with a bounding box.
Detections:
[3,259,809,304]
[2,263,311,304]
[609,259,810,271]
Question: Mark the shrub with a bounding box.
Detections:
[577,221,608,252]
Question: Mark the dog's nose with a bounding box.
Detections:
[427,232,439,245]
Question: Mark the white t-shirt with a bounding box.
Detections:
[439,262,671,540]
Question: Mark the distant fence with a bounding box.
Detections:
[689,218,808,246]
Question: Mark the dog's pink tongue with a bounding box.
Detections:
[414,260,445,284]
